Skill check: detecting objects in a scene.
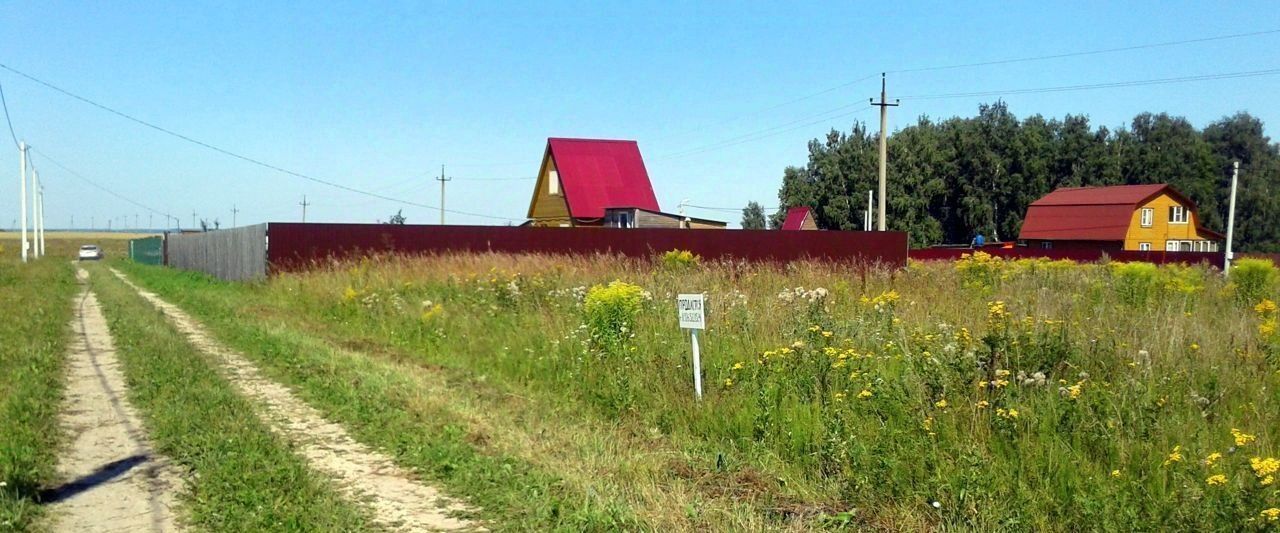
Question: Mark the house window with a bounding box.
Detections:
[1140,208,1153,227]
[1169,205,1188,224]
[1210,241,1218,252]
[1180,241,1192,252]
[548,169,560,196]
[1139,242,1151,251]
[1166,240,1179,251]
[617,212,631,229]
[1040,241,1052,250]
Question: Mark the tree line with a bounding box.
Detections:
[744,102,1280,251]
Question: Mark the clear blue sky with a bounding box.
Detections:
[1,1,1278,230]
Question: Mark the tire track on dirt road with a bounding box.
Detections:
[46,268,182,532]
[108,268,477,532]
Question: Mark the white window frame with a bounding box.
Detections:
[1140,208,1153,227]
[548,169,560,196]
[1139,242,1151,251]
[1165,240,1179,251]
[1169,205,1188,224]
[1040,241,1052,250]
[1180,241,1193,252]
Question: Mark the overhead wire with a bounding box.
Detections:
[0,79,18,148]
[0,63,516,222]
[30,147,177,223]
[900,68,1280,100]
[656,105,874,160]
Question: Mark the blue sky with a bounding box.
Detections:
[1,1,1278,230]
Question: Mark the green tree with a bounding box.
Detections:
[741,202,767,229]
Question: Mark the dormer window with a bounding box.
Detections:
[548,169,560,196]
[1169,205,1188,224]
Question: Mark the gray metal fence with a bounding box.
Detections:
[165,224,267,281]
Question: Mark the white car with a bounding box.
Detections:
[78,245,104,261]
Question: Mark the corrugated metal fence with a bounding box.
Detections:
[165,224,267,281]
[127,236,165,265]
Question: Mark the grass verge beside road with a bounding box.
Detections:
[0,259,76,531]
[85,264,374,531]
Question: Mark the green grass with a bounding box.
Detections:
[112,260,650,531]
[0,258,76,531]
[114,252,1280,531]
[84,264,374,531]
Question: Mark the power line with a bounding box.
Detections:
[30,147,176,222]
[656,105,874,160]
[0,79,19,148]
[0,63,515,222]
[900,68,1280,100]
[889,28,1280,75]
[452,176,536,181]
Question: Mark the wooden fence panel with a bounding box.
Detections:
[165,224,267,281]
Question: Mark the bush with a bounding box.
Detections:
[1111,262,1160,306]
[661,249,701,270]
[955,251,1003,291]
[1231,258,1277,305]
[583,281,647,353]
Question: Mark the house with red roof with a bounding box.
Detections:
[1018,184,1223,252]
[781,206,818,230]
[525,138,725,229]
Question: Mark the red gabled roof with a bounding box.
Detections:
[1019,183,1220,241]
[546,138,660,219]
[781,206,812,230]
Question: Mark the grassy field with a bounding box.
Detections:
[84,263,376,531]
[0,257,76,530]
[0,231,151,262]
[115,252,1280,530]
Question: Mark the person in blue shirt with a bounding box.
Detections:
[972,233,986,248]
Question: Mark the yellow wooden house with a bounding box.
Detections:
[1018,184,1223,252]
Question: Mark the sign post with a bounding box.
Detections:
[677,293,706,400]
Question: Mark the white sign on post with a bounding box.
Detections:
[677,294,706,400]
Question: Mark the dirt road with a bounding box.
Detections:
[46,268,182,532]
[109,267,476,532]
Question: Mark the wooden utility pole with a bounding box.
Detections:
[192,211,198,229]
[232,205,239,227]
[869,73,898,232]
[299,195,310,223]
[437,164,451,225]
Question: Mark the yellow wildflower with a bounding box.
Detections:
[1206,474,1228,486]
[731,362,744,371]
[1204,452,1223,467]
[934,399,949,409]
[975,400,990,409]
[1257,299,1278,316]
[1189,343,1200,351]
[808,325,822,332]
[833,392,846,402]
[1262,508,1280,522]
[342,286,359,302]
[857,389,873,399]
[1232,428,1257,447]
[1111,469,1121,478]
[791,341,805,349]
[1008,409,1019,418]
[419,303,444,322]
[1253,457,1280,479]
[1163,445,1183,466]
[723,378,733,388]
[821,330,834,338]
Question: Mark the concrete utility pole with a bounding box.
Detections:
[869,73,898,232]
[149,213,153,229]
[299,195,310,223]
[36,176,44,257]
[134,214,139,229]
[865,190,873,231]
[1224,161,1240,275]
[19,141,28,262]
[437,165,451,225]
[231,205,239,227]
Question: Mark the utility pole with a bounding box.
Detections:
[1224,161,1240,275]
[232,205,239,227]
[192,211,198,229]
[149,213,153,229]
[436,165,451,225]
[36,176,44,257]
[19,141,28,262]
[134,213,139,229]
[869,73,898,232]
[865,190,873,232]
[300,195,310,222]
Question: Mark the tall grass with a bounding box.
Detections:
[127,252,1280,530]
[0,259,76,530]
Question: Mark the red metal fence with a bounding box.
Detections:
[266,223,910,272]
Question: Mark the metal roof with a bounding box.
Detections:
[545,138,660,220]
